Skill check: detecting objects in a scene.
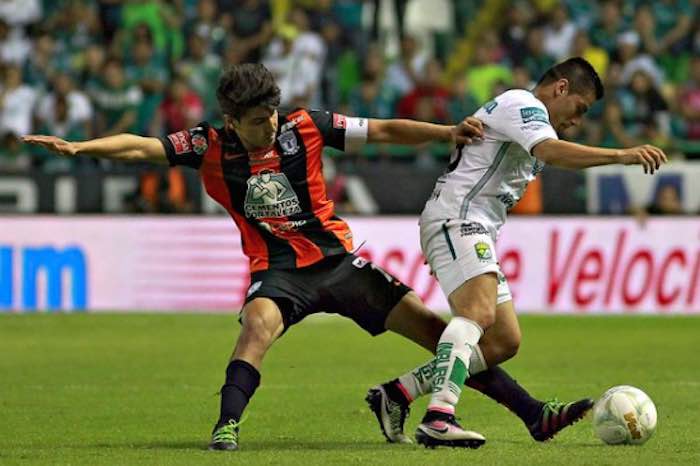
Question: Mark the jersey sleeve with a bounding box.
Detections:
[474,91,558,153]
[158,122,210,169]
[308,110,368,152]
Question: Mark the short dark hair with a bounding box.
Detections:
[537,57,604,100]
[216,63,281,120]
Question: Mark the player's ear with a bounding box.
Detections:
[557,78,570,97]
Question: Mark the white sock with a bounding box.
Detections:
[468,344,488,375]
[394,344,488,402]
[427,317,483,414]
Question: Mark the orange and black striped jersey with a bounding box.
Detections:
[159,109,368,272]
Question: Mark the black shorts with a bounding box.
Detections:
[243,253,412,336]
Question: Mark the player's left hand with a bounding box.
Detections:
[22,135,78,157]
[451,117,484,146]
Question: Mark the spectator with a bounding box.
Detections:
[80,44,107,93]
[185,0,227,55]
[177,33,221,122]
[157,75,204,135]
[543,4,578,60]
[0,0,41,29]
[646,183,683,215]
[448,76,480,124]
[0,64,38,140]
[678,56,700,141]
[397,59,451,123]
[569,29,609,78]
[0,19,31,65]
[228,0,273,63]
[520,23,556,79]
[385,35,429,96]
[35,73,92,142]
[22,31,67,93]
[288,7,326,108]
[636,0,694,57]
[617,31,664,89]
[466,40,513,104]
[501,0,534,65]
[605,69,670,148]
[33,72,93,170]
[126,36,169,136]
[590,0,625,55]
[348,73,396,120]
[119,0,184,63]
[90,58,142,136]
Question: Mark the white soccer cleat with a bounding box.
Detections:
[415,416,486,449]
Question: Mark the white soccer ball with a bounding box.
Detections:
[592,385,657,445]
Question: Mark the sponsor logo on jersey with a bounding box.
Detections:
[258,219,308,234]
[459,222,488,236]
[280,113,305,132]
[278,131,299,155]
[167,131,191,155]
[244,170,301,218]
[520,107,549,124]
[333,113,347,129]
[474,241,493,261]
[191,133,208,155]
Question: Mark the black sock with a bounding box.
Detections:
[218,359,260,425]
[465,366,543,426]
[383,378,411,405]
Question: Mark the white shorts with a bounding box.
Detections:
[420,219,512,307]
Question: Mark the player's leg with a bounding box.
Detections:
[209,297,285,451]
[469,299,594,441]
[412,273,495,448]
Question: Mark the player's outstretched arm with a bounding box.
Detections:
[21,134,168,164]
[532,138,668,175]
[367,116,484,146]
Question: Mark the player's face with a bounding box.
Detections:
[230,106,278,150]
[547,81,595,133]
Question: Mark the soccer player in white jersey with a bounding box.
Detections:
[367,58,667,448]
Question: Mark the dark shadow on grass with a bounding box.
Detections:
[89,439,399,452]
[496,439,604,448]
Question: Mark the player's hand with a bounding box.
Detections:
[620,144,667,175]
[451,117,484,146]
[21,135,78,157]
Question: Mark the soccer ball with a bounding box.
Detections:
[592,385,657,445]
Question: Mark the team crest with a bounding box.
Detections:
[474,242,493,261]
[191,133,208,155]
[278,131,299,155]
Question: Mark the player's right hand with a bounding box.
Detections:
[620,144,667,175]
[451,116,484,146]
[21,135,78,157]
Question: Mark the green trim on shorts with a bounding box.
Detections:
[441,221,457,260]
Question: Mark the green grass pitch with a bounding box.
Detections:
[1,313,699,465]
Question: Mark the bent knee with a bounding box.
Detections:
[496,331,521,361]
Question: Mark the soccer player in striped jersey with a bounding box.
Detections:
[24,63,487,450]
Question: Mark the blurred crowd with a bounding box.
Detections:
[0,0,698,214]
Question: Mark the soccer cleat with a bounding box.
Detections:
[208,419,242,451]
[528,397,594,442]
[415,414,486,449]
[365,385,412,444]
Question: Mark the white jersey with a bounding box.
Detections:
[421,89,558,238]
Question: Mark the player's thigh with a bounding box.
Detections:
[326,255,413,338]
[422,220,500,324]
[478,299,522,366]
[384,291,447,353]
